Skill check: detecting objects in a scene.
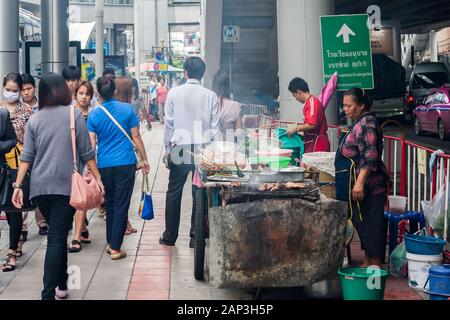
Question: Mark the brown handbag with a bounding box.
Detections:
[69,106,104,211]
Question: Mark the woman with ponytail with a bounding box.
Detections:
[87,77,150,261]
[335,87,389,268]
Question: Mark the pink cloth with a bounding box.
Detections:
[193,169,202,188]
[318,72,338,109]
[218,98,241,137]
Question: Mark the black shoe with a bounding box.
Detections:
[189,238,195,249]
[39,226,48,236]
[159,237,175,247]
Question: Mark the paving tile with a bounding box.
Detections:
[84,290,128,300]
[127,290,169,300]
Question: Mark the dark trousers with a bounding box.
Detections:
[353,192,388,260]
[6,212,23,251]
[34,195,75,300]
[100,165,136,251]
[163,145,198,244]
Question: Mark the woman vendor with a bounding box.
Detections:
[335,88,389,267]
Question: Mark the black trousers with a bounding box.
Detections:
[6,212,23,251]
[100,165,136,251]
[163,145,198,244]
[352,192,388,260]
[34,195,75,300]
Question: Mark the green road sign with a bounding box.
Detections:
[320,14,374,91]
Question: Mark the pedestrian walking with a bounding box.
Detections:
[0,110,17,272]
[20,73,48,237]
[157,77,169,124]
[287,77,330,153]
[114,76,144,235]
[1,73,33,271]
[88,77,150,260]
[160,57,220,248]
[62,66,81,103]
[212,70,243,141]
[68,81,95,253]
[11,73,105,300]
[335,88,389,268]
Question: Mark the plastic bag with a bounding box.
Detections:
[389,241,408,278]
[422,185,450,239]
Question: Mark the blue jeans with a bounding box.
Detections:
[100,165,136,251]
[34,195,75,300]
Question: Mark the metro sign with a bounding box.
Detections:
[223,25,240,43]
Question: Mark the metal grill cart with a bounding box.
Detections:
[192,166,348,293]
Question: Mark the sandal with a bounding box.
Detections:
[2,253,17,272]
[68,240,82,253]
[125,227,138,235]
[80,230,91,244]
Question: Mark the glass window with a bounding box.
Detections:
[412,72,450,89]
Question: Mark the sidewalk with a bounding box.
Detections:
[0,123,425,300]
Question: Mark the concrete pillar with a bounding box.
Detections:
[201,0,223,89]
[430,30,438,62]
[138,0,169,64]
[134,1,141,84]
[95,0,104,78]
[0,0,19,84]
[42,0,70,74]
[277,0,337,124]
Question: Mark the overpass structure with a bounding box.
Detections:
[201,0,450,124]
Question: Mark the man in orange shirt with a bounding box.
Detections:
[287,77,330,153]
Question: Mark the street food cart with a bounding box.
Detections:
[192,141,348,290]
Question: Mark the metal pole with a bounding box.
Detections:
[96,0,104,78]
[155,0,159,48]
[430,30,438,62]
[0,0,19,87]
[42,0,70,74]
[135,0,141,85]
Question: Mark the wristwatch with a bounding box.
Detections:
[12,182,23,189]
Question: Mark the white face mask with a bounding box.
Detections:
[3,91,20,104]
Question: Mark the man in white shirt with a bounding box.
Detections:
[160,57,220,248]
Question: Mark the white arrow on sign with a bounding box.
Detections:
[336,24,356,44]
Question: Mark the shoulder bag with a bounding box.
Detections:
[0,146,35,212]
[69,106,104,211]
[98,104,141,162]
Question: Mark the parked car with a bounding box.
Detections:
[413,86,450,140]
[406,62,450,118]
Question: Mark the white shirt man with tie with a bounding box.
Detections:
[160,57,220,248]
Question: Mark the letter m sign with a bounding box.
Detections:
[223,26,240,43]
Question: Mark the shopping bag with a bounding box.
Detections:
[139,174,154,221]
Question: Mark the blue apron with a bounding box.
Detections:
[335,120,363,222]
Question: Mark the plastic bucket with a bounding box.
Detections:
[429,264,450,295]
[338,267,388,300]
[404,234,446,255]
[406,253,443,290]
[388,196,407,213]
[424,290,450,300]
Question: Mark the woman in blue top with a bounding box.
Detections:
[88,77,150,260]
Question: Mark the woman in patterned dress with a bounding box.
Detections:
[1,73,33,272]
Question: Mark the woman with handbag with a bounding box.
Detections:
[0,73,33,272]
[68,81,95,253]
[88,77,150,260]
[11,73,105,300]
